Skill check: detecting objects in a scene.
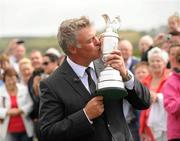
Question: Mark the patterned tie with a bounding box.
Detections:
[85,67,96,94]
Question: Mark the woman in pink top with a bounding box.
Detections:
[162,45,180,141]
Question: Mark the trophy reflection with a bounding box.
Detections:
[96,14,128,99]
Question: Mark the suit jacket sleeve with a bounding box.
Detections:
[125,78,151,110]
[39,80,94,141]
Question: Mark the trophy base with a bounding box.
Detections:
[96,87,128,100]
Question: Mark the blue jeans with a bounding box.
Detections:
[9,132,32,141]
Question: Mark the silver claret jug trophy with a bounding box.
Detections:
[96,14,128,99]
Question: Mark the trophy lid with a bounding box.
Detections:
[101,14,120,39]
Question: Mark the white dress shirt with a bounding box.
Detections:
[67,57,97,93]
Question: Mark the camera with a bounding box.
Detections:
[164,34,172,41]
[33,68,44,76]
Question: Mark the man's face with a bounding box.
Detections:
[30,52,43,70]
[168,20,178,32]
[70,26,101,66]
[118,41,133,62]
[139,40,150,53]
[13,44,26,61]
[42,56,57,75]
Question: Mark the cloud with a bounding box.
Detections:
[0,0,179,36]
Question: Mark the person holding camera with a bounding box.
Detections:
[28,50,43,141]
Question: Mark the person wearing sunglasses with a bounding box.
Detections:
[42,53,59,76]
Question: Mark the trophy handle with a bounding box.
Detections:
[102,14,110,26]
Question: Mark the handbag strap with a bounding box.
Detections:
[2,97,5,108]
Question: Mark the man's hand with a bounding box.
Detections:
[84,96,104,120]
[105,50,128,79]
[33,75,41,96]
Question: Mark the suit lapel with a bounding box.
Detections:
[60,60,93,102]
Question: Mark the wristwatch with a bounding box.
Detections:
[122,71,132,82]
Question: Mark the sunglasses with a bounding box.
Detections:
[42,61,50,66]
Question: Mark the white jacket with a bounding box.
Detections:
[0,84,34,139]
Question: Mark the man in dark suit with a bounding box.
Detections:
[39,16,150,141]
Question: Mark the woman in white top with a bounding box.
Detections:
[0,68,34,141]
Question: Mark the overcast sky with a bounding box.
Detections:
[0,0,179,36]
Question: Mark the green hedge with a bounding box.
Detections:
[0,30,145,57]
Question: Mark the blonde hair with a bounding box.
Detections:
[19,58,31,65]
[19,58,32,69]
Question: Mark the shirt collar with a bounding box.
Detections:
[126,57,132,69]
[67,56,95,77]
